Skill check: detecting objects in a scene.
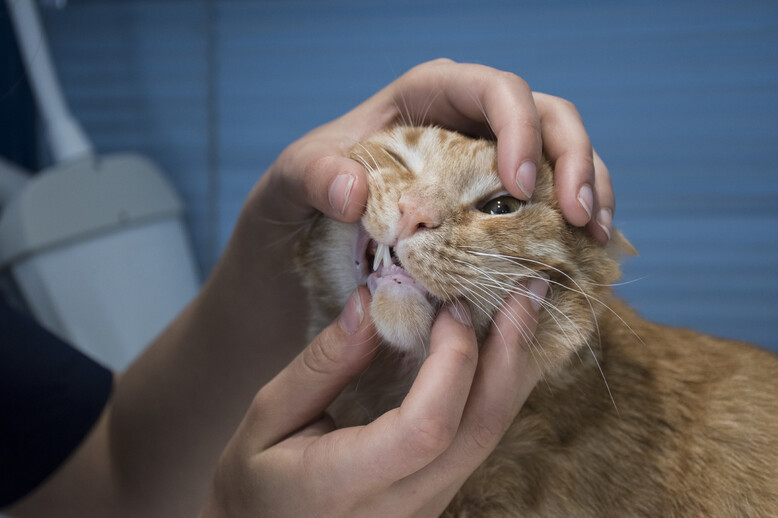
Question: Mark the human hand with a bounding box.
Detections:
[249,59,613,244]
[199,280,546,518]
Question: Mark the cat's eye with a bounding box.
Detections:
[383,148,409,170]
[479,195,525,215]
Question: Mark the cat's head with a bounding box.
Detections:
[297,126,633,371]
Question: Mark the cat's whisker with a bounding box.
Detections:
[253,223,315,257]
[461,248,644,348]
[401,88,441,127]
[248,216,319,257]
[254,215,318,227]
[487,265,643,351]
[458,261,591,352]
[488,295,554,384]
[452,261,579,370]
[465,88,495,138]
[455,253,619,412]
[393,90,412,128]
[461,248,622,360]
[451,273,554,372]
[448,280,499,331]
[589,277,647,288]
[509,281,587,363]
[408,320,429,360]
[418,90,442,127]
[449,281,520,361]
[462,248,601,326]
[359,338,384,364]
[353,144,383,182]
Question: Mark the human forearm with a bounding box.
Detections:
[106,192,311,516]
[8,199,311,518]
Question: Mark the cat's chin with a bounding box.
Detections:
[368,274,436,355]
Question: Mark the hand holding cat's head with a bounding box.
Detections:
[297,126,632,373]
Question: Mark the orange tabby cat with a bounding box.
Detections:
[295,125,778,517]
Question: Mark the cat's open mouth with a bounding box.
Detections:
[367,241,401,271]
[352,224,438,351]
[354,225,430,301]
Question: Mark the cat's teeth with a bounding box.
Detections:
[383,244,392,270]
[372,243,393,271]
[373,244,386,271]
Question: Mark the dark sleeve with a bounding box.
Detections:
[0,300,113,508]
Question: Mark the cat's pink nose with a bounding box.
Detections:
[396,194,440,241]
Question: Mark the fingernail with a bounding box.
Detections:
[527,273,550,312]
[515,161,536,199]
[339,289,364,334]
[577,184,593,221]
[596,208,613,242]
[448,300,472,327]
[329,174,355,216]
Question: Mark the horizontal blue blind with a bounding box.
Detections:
[41,0,778,351]
[42,1,212,269]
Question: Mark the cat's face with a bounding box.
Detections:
[297,126,627,371]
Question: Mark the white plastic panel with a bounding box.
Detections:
[12,218,199,370]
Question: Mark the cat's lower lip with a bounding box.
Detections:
[366,264,428,299]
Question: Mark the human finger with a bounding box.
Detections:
[532,92,597,228]
[292,414,337,439]
[246,287,377,450]
[267,137,370,224]
[396,277,548,502]
[387,59,542,201]
[265,87,401,224]
[330,302,479,491]
[451,277,546,459]
[585,150,615,245]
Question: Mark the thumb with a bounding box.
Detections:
[322,156,369,222]
[276,142,369,223]
[249,287,377,450]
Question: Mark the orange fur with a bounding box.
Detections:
[295,126,778,516]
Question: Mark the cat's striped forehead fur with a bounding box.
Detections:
[297,125,625,372]
[357,126,504,244]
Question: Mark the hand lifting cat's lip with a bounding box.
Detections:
[353,224,432,301]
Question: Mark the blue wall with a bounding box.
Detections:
[33,0,778,351]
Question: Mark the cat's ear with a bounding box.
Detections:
[605,230,638,262]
